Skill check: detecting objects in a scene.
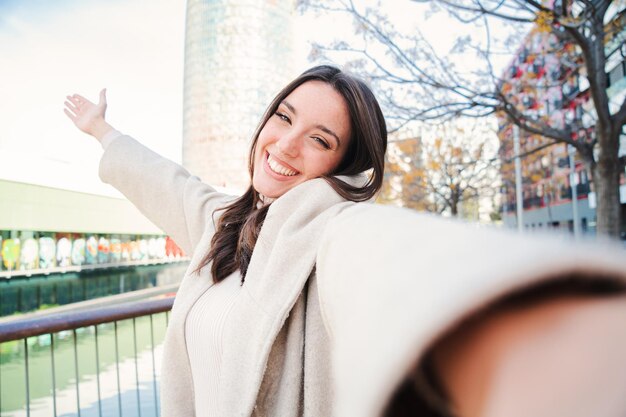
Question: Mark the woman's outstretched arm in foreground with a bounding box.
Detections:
[315,203,626,417]
[430,292,626,417]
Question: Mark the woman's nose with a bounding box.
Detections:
[276,133,300,157]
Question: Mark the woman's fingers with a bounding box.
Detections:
[64,99,79,114]
[72,93,89,103]
[66,91,104,109]
[98,88,107,106]
[63,108,77,122]
[66,95,82,107]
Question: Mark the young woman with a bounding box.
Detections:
[65,65,626,417]
[65,66,389,417]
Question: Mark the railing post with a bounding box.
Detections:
[114,320,123,417]
[133,317,142,417]
[73,329,81,417]
[95,325,102,417]
[24,338,30,417]
[150,314,159,417]
[51,333,58,417]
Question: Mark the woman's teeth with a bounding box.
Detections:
[268,154,298,176]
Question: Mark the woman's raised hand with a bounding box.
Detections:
[64,89,114,141]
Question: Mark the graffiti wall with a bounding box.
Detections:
[0,231,185,273]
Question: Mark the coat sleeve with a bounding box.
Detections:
[98,135,233,255]
[315,203,626,417]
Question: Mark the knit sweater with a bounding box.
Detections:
[186,270,242,417]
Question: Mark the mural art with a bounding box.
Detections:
[0,231,185,275]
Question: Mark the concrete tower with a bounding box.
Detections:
[183,0,296,191]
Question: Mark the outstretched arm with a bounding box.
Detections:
[64,89,115,141]
[315,203,626,417]
[63,90,233,255]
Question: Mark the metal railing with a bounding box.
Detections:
[0,295,174,417]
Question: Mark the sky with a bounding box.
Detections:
[0,0,515,197]
[0,0,187,196]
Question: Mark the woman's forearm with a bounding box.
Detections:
[91,119,115,142]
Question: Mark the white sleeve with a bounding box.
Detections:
[98,135,234,255]
[100,129,124,150]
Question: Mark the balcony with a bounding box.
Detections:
[560,183,591,200]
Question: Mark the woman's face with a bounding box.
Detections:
[252,80,352,198]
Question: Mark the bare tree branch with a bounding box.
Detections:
[303,0,626,234]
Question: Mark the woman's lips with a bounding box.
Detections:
[263,151,300,180]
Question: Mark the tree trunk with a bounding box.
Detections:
[451,189,459,217]
[593,126,622,238]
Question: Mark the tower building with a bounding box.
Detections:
[183,0,296,191]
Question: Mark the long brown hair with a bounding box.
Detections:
[197,65,387,283]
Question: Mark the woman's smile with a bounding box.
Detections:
[264,151,300,178]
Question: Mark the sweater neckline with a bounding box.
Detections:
[256,193,275,209]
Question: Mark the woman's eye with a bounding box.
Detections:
[275,112,290,123]
[313,136,330,149]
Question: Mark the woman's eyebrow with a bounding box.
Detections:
[316,125,341,148]
[281,100,342,148]
[281,100,296,114]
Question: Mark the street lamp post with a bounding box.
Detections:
[513,126,524,232]
[568,144,580,238]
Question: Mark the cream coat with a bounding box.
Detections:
[99,136,626,417]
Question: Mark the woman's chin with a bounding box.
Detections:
[252,179,285,199]
[253,167,307,199]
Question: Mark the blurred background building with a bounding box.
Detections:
[0,178,183,278]
[497,11,626,235]
[182,0,297,190]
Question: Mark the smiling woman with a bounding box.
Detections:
[63,64,626,417]
[64,65,391,417]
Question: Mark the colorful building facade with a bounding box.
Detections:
[498,11,626,234]
[0,179,186,278]
[0,231,184,275]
